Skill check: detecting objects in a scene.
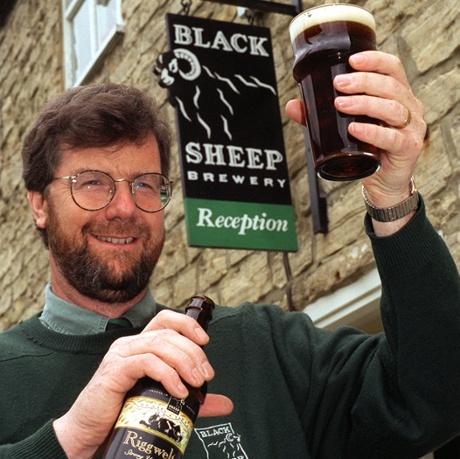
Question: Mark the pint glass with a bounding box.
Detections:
[290,4,381,181]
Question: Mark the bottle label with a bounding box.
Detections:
[114,388,197,455]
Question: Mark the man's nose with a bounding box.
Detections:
[104,181,137,219]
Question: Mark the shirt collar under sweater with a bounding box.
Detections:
[40,283,156,335]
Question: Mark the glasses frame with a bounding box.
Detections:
[55,170,173,213]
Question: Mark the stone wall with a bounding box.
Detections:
[0,0,458,331]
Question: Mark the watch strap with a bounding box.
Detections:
[362,178,419,222]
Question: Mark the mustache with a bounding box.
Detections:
[83,220,151,238]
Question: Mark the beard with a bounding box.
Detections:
[46,211,165,304]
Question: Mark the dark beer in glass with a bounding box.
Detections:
[290,4,381,181]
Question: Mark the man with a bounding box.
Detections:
[0,51,458,459]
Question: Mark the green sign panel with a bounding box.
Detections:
[184,198,297,251]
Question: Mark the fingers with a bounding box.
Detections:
[334,51,426,192]
[199,394,234,418]
[348,51,411,88]
[335,67,408,103]
[143,308,210,346]
[334,51,425,130]
[345,122,422,171]
[104,310,215,398]
[285,99,306,126]
[334,94,423,136]
[334,73,424,130]
[114,334,213,396]
[286,52,424,130]
[333,54,425,158]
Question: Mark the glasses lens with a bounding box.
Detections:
[132,173,171,212]
[71,171,113,211]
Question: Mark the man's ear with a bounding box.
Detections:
[27,190,48,229]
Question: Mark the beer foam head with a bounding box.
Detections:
[289,4,376,42]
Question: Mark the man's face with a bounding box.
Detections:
[34,134,167,304]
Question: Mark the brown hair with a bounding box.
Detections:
[22,83,172,192]
[21,83,172,246]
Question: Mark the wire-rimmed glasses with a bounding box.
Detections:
[55,170,173,213]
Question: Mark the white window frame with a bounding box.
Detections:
[304,267,382,331]
[306,231,445,332]
[62,0,125,87]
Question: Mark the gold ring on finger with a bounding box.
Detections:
[399,105,412,128]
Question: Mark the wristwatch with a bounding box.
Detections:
[362,177,419,222]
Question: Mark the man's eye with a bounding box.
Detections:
[135,181,156,192]
[80,180,103,188]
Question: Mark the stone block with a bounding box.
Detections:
[402,0,459,74]
[417,67,460,125]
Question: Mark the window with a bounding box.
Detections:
[304,267,383,333]
[62,0,125,87]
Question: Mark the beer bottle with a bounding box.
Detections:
[102,294,215,458]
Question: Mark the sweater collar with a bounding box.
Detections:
[40,283,156,335]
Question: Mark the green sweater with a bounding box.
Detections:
[0,203,459,459]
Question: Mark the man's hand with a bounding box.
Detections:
[53,309,233,458]
[286,51,427,235]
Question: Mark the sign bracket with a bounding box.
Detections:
[303,131,328,234]
[203,1,302,16]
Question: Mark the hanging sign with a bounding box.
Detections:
[155,13,297,251]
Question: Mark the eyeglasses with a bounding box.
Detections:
[54,170,173,213]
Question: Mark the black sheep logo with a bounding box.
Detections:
[154,48,276,141]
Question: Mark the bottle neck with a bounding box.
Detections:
[185,295,215,331]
